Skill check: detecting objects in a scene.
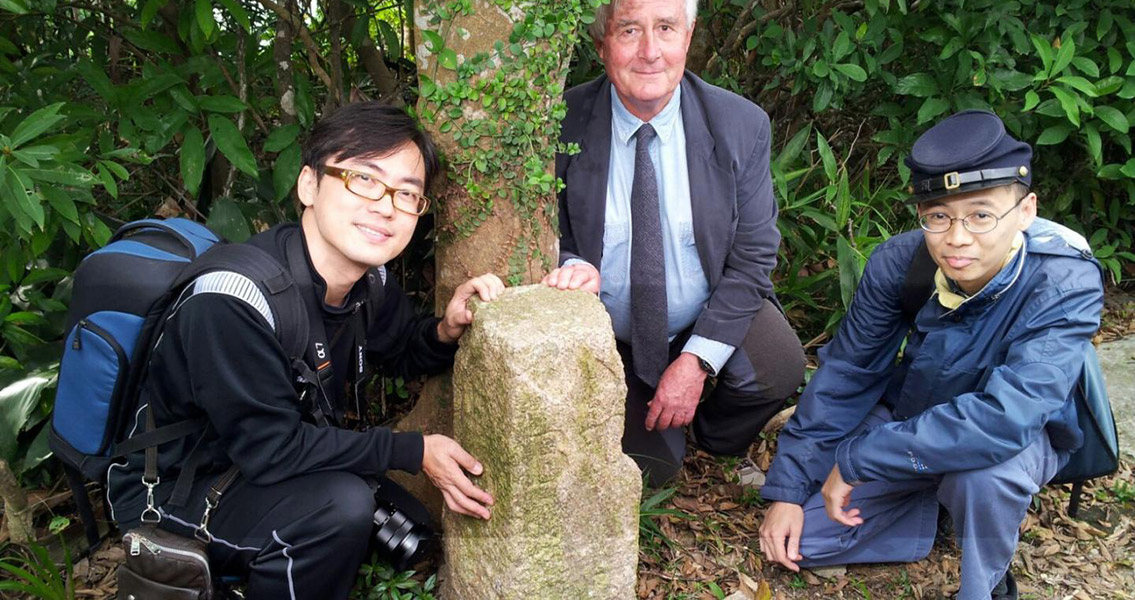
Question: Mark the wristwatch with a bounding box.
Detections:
[696,356,715,376]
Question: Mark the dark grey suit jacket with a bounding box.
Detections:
[556,71,780,348]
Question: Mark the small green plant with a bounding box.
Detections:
[1110,480,1135,503]
[352,555,437,600]
[789,573,807,589]
[739,487,764,508]
[0,541,75,600]
[851,575,872,599]
[638,482,692,558]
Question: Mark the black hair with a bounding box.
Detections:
[1008,182,1030,199]
[301,102,441,191]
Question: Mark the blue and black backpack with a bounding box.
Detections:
[49,218,309,548]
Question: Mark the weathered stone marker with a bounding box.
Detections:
[443,285,640,599]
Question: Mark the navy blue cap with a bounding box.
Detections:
[905,110,1032,203]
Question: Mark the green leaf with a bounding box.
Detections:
[4,168,44,229]
[96,163,118,198]
[1023,90,1040,111]
[1050,34,1075,76]
[813,60,830,78]
[916,97,950,124]
[1094,105,1129,133]
[421,30,444,52]
[1070,56,1099,78]
[1055,75,1098,97]
[23,165,96,188]
[1121,158,1135,178]
[168,86,198,112]
[100,160,129,180]
[195,0,215,38]
[1049,86,1080,126]
[816,132,837,182]
[775,124,812,167]
[10,103,65,148]
[834,63,867,82]
[0,369,56,463]
[205,197,250,242]
[1036,125,1072,145]
[198,95,247,113]
[833,32,851,61]
[273,143,302,203]
[0,0,29,15]
[207,114,258,177]
[1107,48,1122,74]
[43,187,79,224]
[76,60,116,104]
[894,73,939,97]
[180,126,206,196]
[122,29,181,54]
[439,48,458,70]
[835,172,851,228]
[836,236,861,310]
[1095,76,1125,96]
[939,37,963,59]
[215,0,251,32]
[1029,34,1054,76]
[264,124,301,153]
[140,0,168,27]
[1085,123,1102,165]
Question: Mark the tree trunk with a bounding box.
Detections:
[0,458,34,544]
[392,0,588,522]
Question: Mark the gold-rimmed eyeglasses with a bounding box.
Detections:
[918,195,1026,234]
[323,165,431,216]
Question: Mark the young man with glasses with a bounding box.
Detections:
[758,110,1104,600]
[107,102,503,598]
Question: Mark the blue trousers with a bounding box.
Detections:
[796,405,1065,600]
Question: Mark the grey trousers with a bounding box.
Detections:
[796,404,1066,600]
[620,299,805,486]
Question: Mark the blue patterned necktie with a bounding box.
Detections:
[629,124,668,386]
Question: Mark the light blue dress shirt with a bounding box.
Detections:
[568,85,735,375]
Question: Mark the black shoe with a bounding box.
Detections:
[991,570,1018,600]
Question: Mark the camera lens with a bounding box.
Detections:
[372,501,433,570]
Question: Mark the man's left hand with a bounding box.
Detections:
[438,273,505,343]
[820,464,863,527]
[645,353,707,431]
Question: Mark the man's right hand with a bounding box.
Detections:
[421,434,494,520]
[541,263,600,295]
[759,501,805,572]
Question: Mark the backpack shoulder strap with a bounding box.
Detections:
[176,243,309,361]
[900,237,936,323]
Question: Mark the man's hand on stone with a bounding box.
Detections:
[421,434,494,520]
[438,273,505,343]
[540,263,600,295]
[644,353,706,431]
[821,464,862,527]
[759,501,805,572]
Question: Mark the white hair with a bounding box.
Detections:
[588,0,698,41]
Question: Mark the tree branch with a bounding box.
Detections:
[256,0,335,90]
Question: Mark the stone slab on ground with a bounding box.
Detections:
[1098,336,1135,459]
[442,285,640,599]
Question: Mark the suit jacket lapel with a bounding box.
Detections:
[564,77,614,266]
[680,74,733,285]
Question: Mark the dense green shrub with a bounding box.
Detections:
[685,0,1135,335]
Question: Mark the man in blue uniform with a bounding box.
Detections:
[758,110,1104,600]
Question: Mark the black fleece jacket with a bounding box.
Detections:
[106,223,456,525]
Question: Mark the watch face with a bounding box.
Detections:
[698,358,714,375]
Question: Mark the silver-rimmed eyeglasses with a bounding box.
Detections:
[323,165,431,216]
[918,195,1026,234]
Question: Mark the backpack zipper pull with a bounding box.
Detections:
[138,535,161,555]
[129,533,140,556]
[72,320,86,350]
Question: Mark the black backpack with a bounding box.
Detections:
[49,218,309,549]
[900,239,1120,517]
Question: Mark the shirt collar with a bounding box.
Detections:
[610,83,682,146]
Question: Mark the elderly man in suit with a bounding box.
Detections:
[543,0,804,485]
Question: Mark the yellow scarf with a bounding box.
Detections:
[935,231,1025,309]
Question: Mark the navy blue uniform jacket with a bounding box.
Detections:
[763,219,1104,506]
